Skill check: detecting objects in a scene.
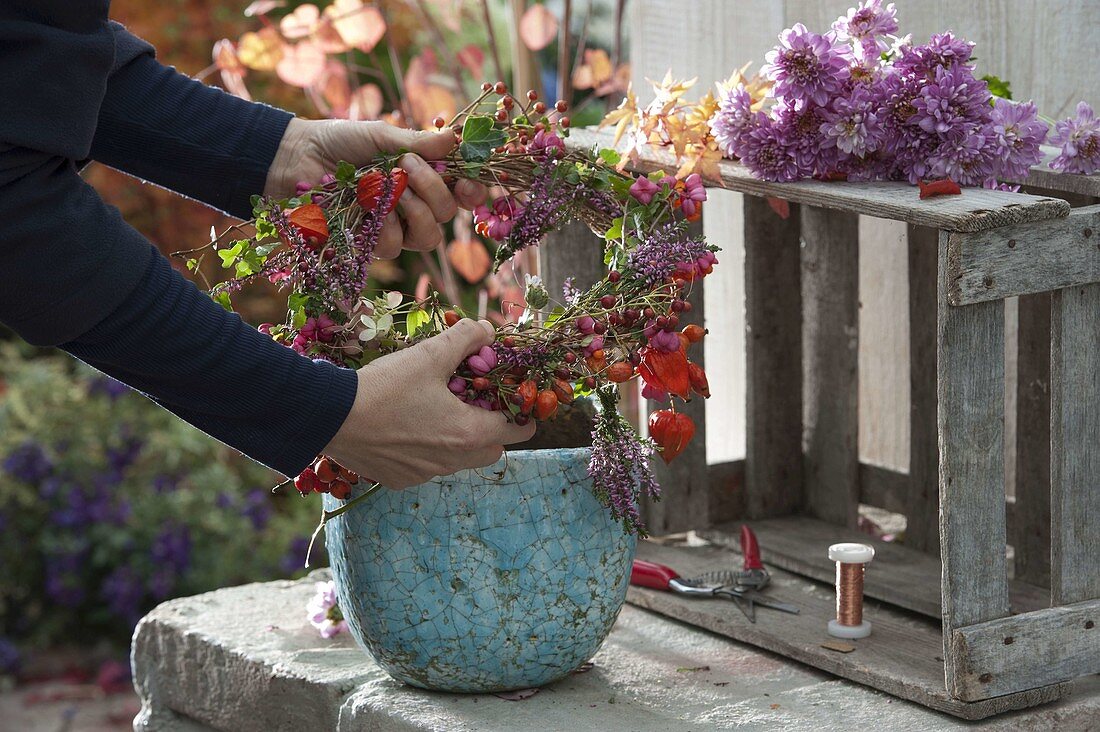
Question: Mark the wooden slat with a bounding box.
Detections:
[698,517,1048,622]
[945,205,1100,305]
[743,196,803,518]
[1050,283,1100,605]
[1013,293,1052,587]
[707,460,744,525]
[1024,146,1100,198]
[937,232,1011,681]
[644,220,708,533]
[906,225,941,556]
[801,207,860,527]
[859,463,907,515]
[537,218,606,302]
[949,599,1100,701]
[627,540,1068,720]
[567,128,1071,234]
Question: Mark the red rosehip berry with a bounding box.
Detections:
[554,366,571,380]
[294,468,318,496]
[526,89,538,101]
[514,413,530,426]
[495,109,508,123]
[472,376,490,392]
[593,321,606,334]
[564,351,577,364]
[682,301,693,312]
[643,307,655,319]
[481,82,493,92]
[432,116,446,129]
[314,457,338,483]
[444,310,461,327]
[502,336,516,348]
[329,479,352,500]
[600,294,617,309]
[494,81,507,95]
[584,376,597,389]
[671,299,685,312]
[555,100,568,113]
[608,271,621,283]
[559,116,570,129]
[502,95,514,110]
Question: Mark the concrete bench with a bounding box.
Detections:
[132,571,1100,731]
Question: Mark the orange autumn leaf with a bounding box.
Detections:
[280,3,320,40]
[456,44,485,80]
[237,28,284,71]
[767,197,791,219]
[447,240,491,283]
[287,204,329,243]
[519,4,559,51]
[572,49,613,91]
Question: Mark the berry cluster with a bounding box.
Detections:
[294,456,360,500]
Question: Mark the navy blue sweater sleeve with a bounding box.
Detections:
[92,26,292,219]
[0,2,359,477]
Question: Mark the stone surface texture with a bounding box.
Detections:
[132,570,1100,732]
[321,448,636,692]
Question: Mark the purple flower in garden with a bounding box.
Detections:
[152,473,182,494]
[46,560,87,607]
[628,175,659,204]
[242,489,273,531]
[735,118,802,182]
[0,637,20,676]
[215,492,234,510]
[101,566,146,624]
[307,581,348,639]
[820,87,885,158]
[281,536,315,575]
[1049,101,1100,175]
[151,524,192,574]
[762,23,851,107]
[709,85,758,159]
[910,64,991,137]
[106,436,144,473]
[3,441,53,484]
[894,32,974,77]
[987,99,1049,181]
[832,0,899,60]
[87,376,131,401]
[148,569,177,600]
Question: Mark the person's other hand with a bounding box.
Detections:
[322,319,536,489]
[265,118,486,258]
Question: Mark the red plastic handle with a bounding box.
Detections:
[741,524,764,570]
[630,560,681,590]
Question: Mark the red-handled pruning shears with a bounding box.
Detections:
[629,525,798,623]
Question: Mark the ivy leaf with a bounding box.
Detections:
[598,148,621,166]
[185,258,199,272]
[336,160,357,186]
[605,217,623,241]
[213,290,233,311]
[255,215,277,241]
[459,115,506,163]
[292,307,307,329]
[982,74,1012,101]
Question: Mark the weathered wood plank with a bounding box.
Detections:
[567,128,1071,234]
[1023,146,1100,198]
[948,599,1100,701]
[859,463,908,515]
[1050,282,1100,605]
[644,220,708,533]
[801,207,860,527]
[945,205,1100,305]
[537,218,606,303]
[628,540,1068,720]
[699,516,1048,622]
[906,225,941,556]
[743,196,803,518]
[938,232,1011,686]
[707,459,744,525]
[1013,293,1052,587]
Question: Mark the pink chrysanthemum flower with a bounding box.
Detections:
[1049,101,1100,175]
[306,581,348,639]
[762,23,851,107]
[987,99,1049,181]
[820,87,885,157]
[709,85,758,159]
[832,0,899,60]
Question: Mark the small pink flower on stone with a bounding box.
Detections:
[307,580,348,639]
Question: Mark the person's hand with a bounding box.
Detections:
[265,118,486,258]
[322,319,536,489]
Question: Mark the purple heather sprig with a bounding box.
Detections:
[589,387,660,536]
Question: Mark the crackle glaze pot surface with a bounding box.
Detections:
[322,447,637,692]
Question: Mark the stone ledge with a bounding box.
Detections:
[132,571,1100,731]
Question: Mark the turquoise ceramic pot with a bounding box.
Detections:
[322,447,637,692]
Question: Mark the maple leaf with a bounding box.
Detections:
[599,85,639,147]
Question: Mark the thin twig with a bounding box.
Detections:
[304,481,384,568]
[557,0,573,106]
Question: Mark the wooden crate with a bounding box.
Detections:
[548,128,1100,719]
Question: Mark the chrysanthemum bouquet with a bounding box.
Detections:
[182,83,716,536]
[703,0,1099,187]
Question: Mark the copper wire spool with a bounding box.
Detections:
[827,543,874,639]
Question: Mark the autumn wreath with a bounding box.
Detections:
[181,83,716,536]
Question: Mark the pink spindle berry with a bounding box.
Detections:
[467,355,491,375]
[448,377,467,395]
[478,346,498,369]
[576,316,595,334]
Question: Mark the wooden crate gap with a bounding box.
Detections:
[629,541,1066,720]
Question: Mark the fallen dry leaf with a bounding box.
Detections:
[276,41,326,88]
[448,240,491,283]
[766,197,791,219]
[325,0,386,52]
[237,28,284,72]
